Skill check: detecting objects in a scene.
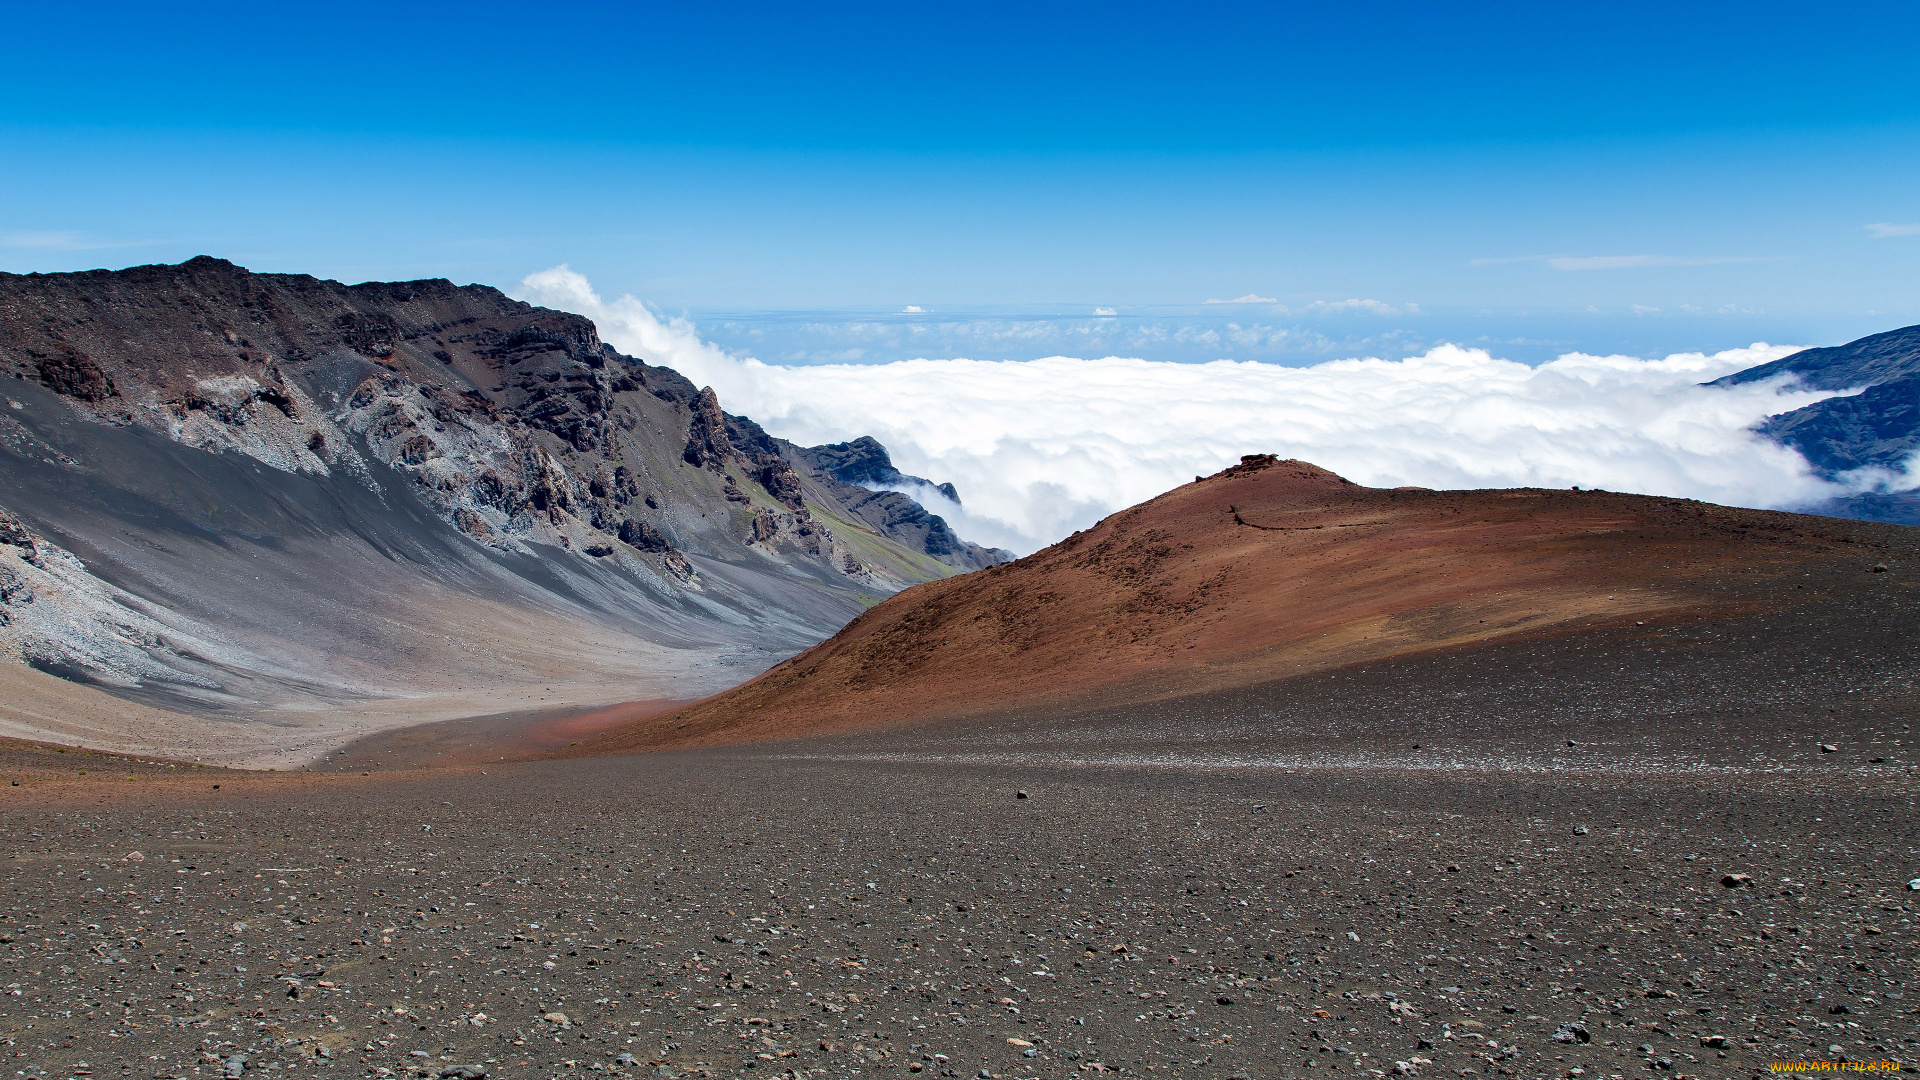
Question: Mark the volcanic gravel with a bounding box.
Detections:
[2,738,1915,1080]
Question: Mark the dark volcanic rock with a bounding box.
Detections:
[788,437,1009,571]
[682,386,732,468]
[799,434,914,488]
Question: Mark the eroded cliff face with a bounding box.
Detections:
[0,256,999,585]
[0,257,1004,763]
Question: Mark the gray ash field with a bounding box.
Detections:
[3,598,1918,1080]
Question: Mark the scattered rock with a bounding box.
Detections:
[1016,790,1028,800]
[1551,1022,1592,1044]
[1820,743,1839,753]
[1720,873,1754,888]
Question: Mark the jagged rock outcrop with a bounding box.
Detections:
[798,434,961,503]
[682,386,732,468]
[787,437,1010,571]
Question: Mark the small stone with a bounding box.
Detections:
[614,1053,637,1067]
[1720,873,1754,888]
[123,851,144,862]
[1908,878,1920,891]
[1820,743,1838,753]
[1572,826,1588,835]
[1551,1023,1591,1044]
[1700,1035,1727,1048]
[438,1068,488,1080]
[222,1056,247,1079]
[1015,790,1028,800]
[1215,995,1235,1005]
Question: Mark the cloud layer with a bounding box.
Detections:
[520,266,1880,555]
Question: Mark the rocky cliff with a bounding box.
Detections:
[0,256,1004,765]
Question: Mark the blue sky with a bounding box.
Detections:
[4,1,1920,361]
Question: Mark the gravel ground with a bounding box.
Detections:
[2,745,1915,1080]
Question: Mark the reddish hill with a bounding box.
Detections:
[583,455,1894,752]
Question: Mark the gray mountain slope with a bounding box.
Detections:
[0,257,1006,764]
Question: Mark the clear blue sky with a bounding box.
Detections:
[5,1,1919,356]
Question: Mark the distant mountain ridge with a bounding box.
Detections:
[1714,322,1920,523]
[0,256,1005,765]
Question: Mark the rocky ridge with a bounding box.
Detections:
[0,257,1005,763]
[0,256,1001,583]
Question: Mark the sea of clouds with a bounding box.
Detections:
[519,267,1900,556]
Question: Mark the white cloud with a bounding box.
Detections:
[1305,298,1401,315]
[1205,294,1278,304]
[519,266,1871,556]
[1866,222,1920,238]
[1092,307,1117,316]
[902,305,927,314]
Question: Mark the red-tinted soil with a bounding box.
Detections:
[586,457,1899,753]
